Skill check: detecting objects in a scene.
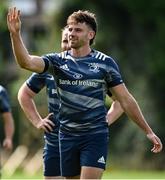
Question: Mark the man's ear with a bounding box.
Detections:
[88,30,95,40]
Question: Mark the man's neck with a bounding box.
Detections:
[71,45,91,58]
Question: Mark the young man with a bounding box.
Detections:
[0,85,14,150]
[7,8,162,179]
[18,27,123,179]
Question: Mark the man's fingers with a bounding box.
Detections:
[41,120,55,132]
[147,133,163,153]
[43,123,53,132]
[17,10,21,21]
[46,113,55,126]
[47,113,54,118]
[151,139,163,153]
[45,118,55,126]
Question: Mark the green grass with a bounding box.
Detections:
[1,169,165,179]
[103,169,165,179]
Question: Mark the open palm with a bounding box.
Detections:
[7,7,21,34]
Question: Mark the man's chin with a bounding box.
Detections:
[70,44,77,49]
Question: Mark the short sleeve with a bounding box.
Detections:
[105,57,123,88]
[0,87,11,113]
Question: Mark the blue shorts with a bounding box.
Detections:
[59,132,109,177]
[43,142,60,176]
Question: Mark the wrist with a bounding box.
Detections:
[10,32,21,38]
[32,119,42,129]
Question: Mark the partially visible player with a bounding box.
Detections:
[17,28,69,179]
[0,85,15,150]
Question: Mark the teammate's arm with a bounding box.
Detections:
[2,112,14,150]
[110,83,163,153]
[106,95,124,125]
[7,7,44,73]
[18,82,55,132]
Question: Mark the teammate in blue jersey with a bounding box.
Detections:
[7,8,162,179]
[0,85,14,150]
[18,73,61,179]
[17,28,69,179]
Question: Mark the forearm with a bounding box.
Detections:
[2,112,14,140]
[111,85,154,135]
[110,78,162,153]
[121,94,153,134]
[19,96,42,128]
[10,33,44,73]
[107,101,124,125]
[10,33,31,69]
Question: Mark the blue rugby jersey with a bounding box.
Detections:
[42,49,124,135]
[26,73,60,146]
[0,85,11,113]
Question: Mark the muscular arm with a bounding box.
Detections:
[7,7,44,73]
[2,112,15,150]
[110,83,163,153]
[17,83,54,132]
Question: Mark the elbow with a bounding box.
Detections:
[15,56,32,70]
[18,60,30,70]
[17,91,21,104]
[19,63,27,69]
[17,88,24,104]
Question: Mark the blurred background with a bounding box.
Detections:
[0,0,164,178]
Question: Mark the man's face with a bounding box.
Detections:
[67,22,94,49]
[61,28,70,51]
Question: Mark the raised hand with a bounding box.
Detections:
[7,7,21,34]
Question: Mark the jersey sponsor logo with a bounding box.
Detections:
[88,63,100,73]
[73,73,83,79]
[59,79,98,87]
[60,64,69,71]
[97,156,105,164]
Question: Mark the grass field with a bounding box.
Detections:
[103,170,165,179]
[1,169,165,179]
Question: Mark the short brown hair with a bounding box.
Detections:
[67,10,97,45]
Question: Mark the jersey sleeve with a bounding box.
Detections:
[105,57,124,88]
[0,87,11,113]
[26,73,46,93]
[41,53,62,75]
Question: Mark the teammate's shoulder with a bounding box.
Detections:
[91,49,111,61]
[0,85,6,93]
